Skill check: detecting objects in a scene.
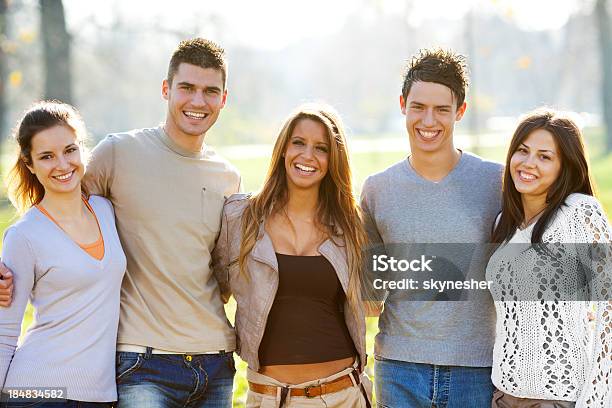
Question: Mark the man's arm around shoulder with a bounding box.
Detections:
[0,267,13,307]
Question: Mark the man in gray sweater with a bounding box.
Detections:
[360,49,502,407]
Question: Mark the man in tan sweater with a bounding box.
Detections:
[1,38,241,408]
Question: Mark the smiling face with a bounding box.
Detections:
[26,125,84,197]
[400,81,466,157]
[284,118,330,193]
[510,128,562,203]
[162,62,227,148]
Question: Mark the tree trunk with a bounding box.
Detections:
[596,0,612,153]
[40,0,71,103]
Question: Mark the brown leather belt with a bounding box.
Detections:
[249,372,356,398]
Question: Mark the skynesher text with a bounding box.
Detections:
[373,278,493,293]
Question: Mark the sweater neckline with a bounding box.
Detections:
[403,150,468,185]
[156,126,209,159]
[36,196,105,261]
[32,197,109,264]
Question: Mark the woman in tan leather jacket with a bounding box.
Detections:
[212,103,371,407]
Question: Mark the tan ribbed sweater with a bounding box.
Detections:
[84,126,240,353]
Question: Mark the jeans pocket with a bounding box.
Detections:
[373,354,389,362]
[116,353,143,383]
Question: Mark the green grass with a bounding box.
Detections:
[5,138,612,407]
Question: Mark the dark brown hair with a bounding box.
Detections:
[7,100,88,214]
[167,38,227,88]
[402,48,469,109]
[492,109,595,244]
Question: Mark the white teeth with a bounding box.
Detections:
[520,171,536,180]
[418,130,439,138]
[54,171,73,180]
[184,111,207,119]
[295,163,316,172]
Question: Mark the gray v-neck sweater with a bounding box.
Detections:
[360,152,503,366]
[0,195,126,401]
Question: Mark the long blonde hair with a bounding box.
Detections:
[6,101,89,214]
[239,103,367,312]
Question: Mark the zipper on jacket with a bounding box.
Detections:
[319,245,365,371]
[251,253,280,371]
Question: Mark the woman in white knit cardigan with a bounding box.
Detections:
[487,109,611,408]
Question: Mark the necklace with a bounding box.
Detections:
[283,207,315,225]
[521,207,546,229]
[280,208,326,253]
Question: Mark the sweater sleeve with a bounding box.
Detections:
[573,197,612,408]
[83,135,116,198]
[359,177,383,247]
[0,228,36,389]
[211,203,232,304]
[359,177,388,308]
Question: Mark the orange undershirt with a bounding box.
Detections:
[36,197,105,260]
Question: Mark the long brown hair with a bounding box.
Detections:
[492,109,595,244]
[6,100,89,214]
[239,103,367,312]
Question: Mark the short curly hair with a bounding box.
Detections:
[167,38,227,88]
[402,48,469,108]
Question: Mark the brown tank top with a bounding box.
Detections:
[258,253,357,366]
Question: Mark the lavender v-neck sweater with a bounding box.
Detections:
[0,195,126,402]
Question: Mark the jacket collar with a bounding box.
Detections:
[251,220,278,272]
[318,239,349,292]
[250,219,349,290]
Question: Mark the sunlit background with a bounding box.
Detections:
[1,0,611,406]
[1,0,609,152]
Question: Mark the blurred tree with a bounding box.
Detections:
[0,0,7,141]
[40,0,71,103]
[596,0,612,153]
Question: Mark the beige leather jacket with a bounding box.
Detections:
[212,193,367,372]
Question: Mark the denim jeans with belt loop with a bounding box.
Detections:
[115,347,235,408]
[374,356,494,408]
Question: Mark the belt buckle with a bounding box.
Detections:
[303,385,315,398]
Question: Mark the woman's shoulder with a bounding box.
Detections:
[560,193,607,220]
[222,193,252,219]
[563,192,602,208]
[87,194,111,205]
[2,207,45,246]
[87,195,115,217]
[557,193,611,241]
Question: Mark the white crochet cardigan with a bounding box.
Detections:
[487,193,612,407]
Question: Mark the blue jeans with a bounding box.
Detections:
[115,349,235,408]
[374,356,494,408]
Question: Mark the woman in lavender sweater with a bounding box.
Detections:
[0,101,126,407]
